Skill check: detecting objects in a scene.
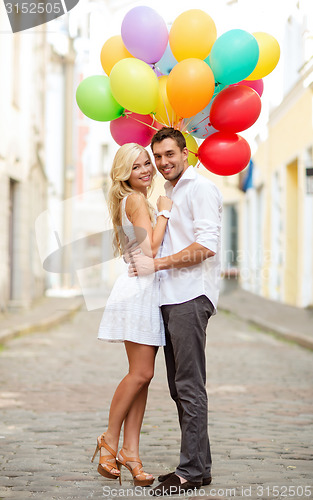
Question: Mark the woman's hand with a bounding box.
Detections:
[157,196,173,212]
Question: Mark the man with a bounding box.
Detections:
[129,127,223,496]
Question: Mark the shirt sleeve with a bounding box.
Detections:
[189,181,222,253]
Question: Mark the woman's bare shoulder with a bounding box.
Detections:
[125,192,147,218]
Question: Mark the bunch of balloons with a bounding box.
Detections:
[76,6,280,176]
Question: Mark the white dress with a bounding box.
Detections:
[97,195,165,346]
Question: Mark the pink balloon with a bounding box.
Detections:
[110,112,155,147]
[121,6,168,64]
[231,78,264,97]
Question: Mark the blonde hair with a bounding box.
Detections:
[107,143,156,256]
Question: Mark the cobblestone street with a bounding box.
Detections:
[0,306,312,500]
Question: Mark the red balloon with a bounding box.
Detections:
[110,112,155,147]
[210,85,261,133]
[231,78,264,97]
[197,131,251,176]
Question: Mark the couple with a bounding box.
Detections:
[92,127,223,496]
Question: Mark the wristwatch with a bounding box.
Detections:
[157,210,171,219]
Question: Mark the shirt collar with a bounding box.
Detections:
[164,166,196,194]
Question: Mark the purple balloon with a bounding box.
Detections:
[121,6,168,64]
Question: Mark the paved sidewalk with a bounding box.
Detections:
[0,303,312,499]
[0,295,84,344]
[218,286,313,351]
[1,285,312,354]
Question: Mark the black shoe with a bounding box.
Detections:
[158,471,212,486]
[157,471,175,482]
[203,474,212,485]
[151,474,202,496]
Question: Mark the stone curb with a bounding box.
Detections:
[218,304,313,351]
[0,297,84,344]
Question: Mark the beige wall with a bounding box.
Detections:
[249,84,313,307]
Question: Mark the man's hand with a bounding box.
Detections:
[123,238,141,264]
[128,254,155,277]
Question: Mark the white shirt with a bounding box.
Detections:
[158,166,223,312]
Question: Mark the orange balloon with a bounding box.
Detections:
[167,58,215,118]
[169,9,217,62]
[100,35,134,75]
[154,75,179,127]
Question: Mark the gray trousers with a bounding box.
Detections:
[161,295,214,483]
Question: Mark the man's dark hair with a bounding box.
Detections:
[151,127,186,152]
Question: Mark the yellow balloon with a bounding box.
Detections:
[110,58,159,115]
[169,9,217,62]
[246,32,280,80]
[154,76,179,127]
[100,35,134,76]
[183,133,198,167]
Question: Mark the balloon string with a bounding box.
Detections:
[154,63,173,125]
[160,88,172,127]
[154,65,170,125]
[128,115,160,132]
[193,114,211,128]
[157,117,169,127]
[180,118,192,133]
[190,148,201,168]
[178,118,186,131]
[152,112,169,128]
[181,111,212,134]
[188,149,201,169]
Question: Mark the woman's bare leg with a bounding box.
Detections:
[122,384,149,456]
[103,342,156,457]
[119,344,157,479]
[119,383,154,479]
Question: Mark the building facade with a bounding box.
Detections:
[238,1,313,308]
[0,8,48,312]
[0,7,79,312]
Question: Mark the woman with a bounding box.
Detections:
[91,143,172,487]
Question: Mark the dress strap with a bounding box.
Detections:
[121,195,131,225]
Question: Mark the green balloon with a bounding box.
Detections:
[204,54,211,67]
[76,75,124,121]
[209,29,259,85]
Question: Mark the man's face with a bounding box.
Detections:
[152,138,189,186]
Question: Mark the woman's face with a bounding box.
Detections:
[128,151,154,194]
